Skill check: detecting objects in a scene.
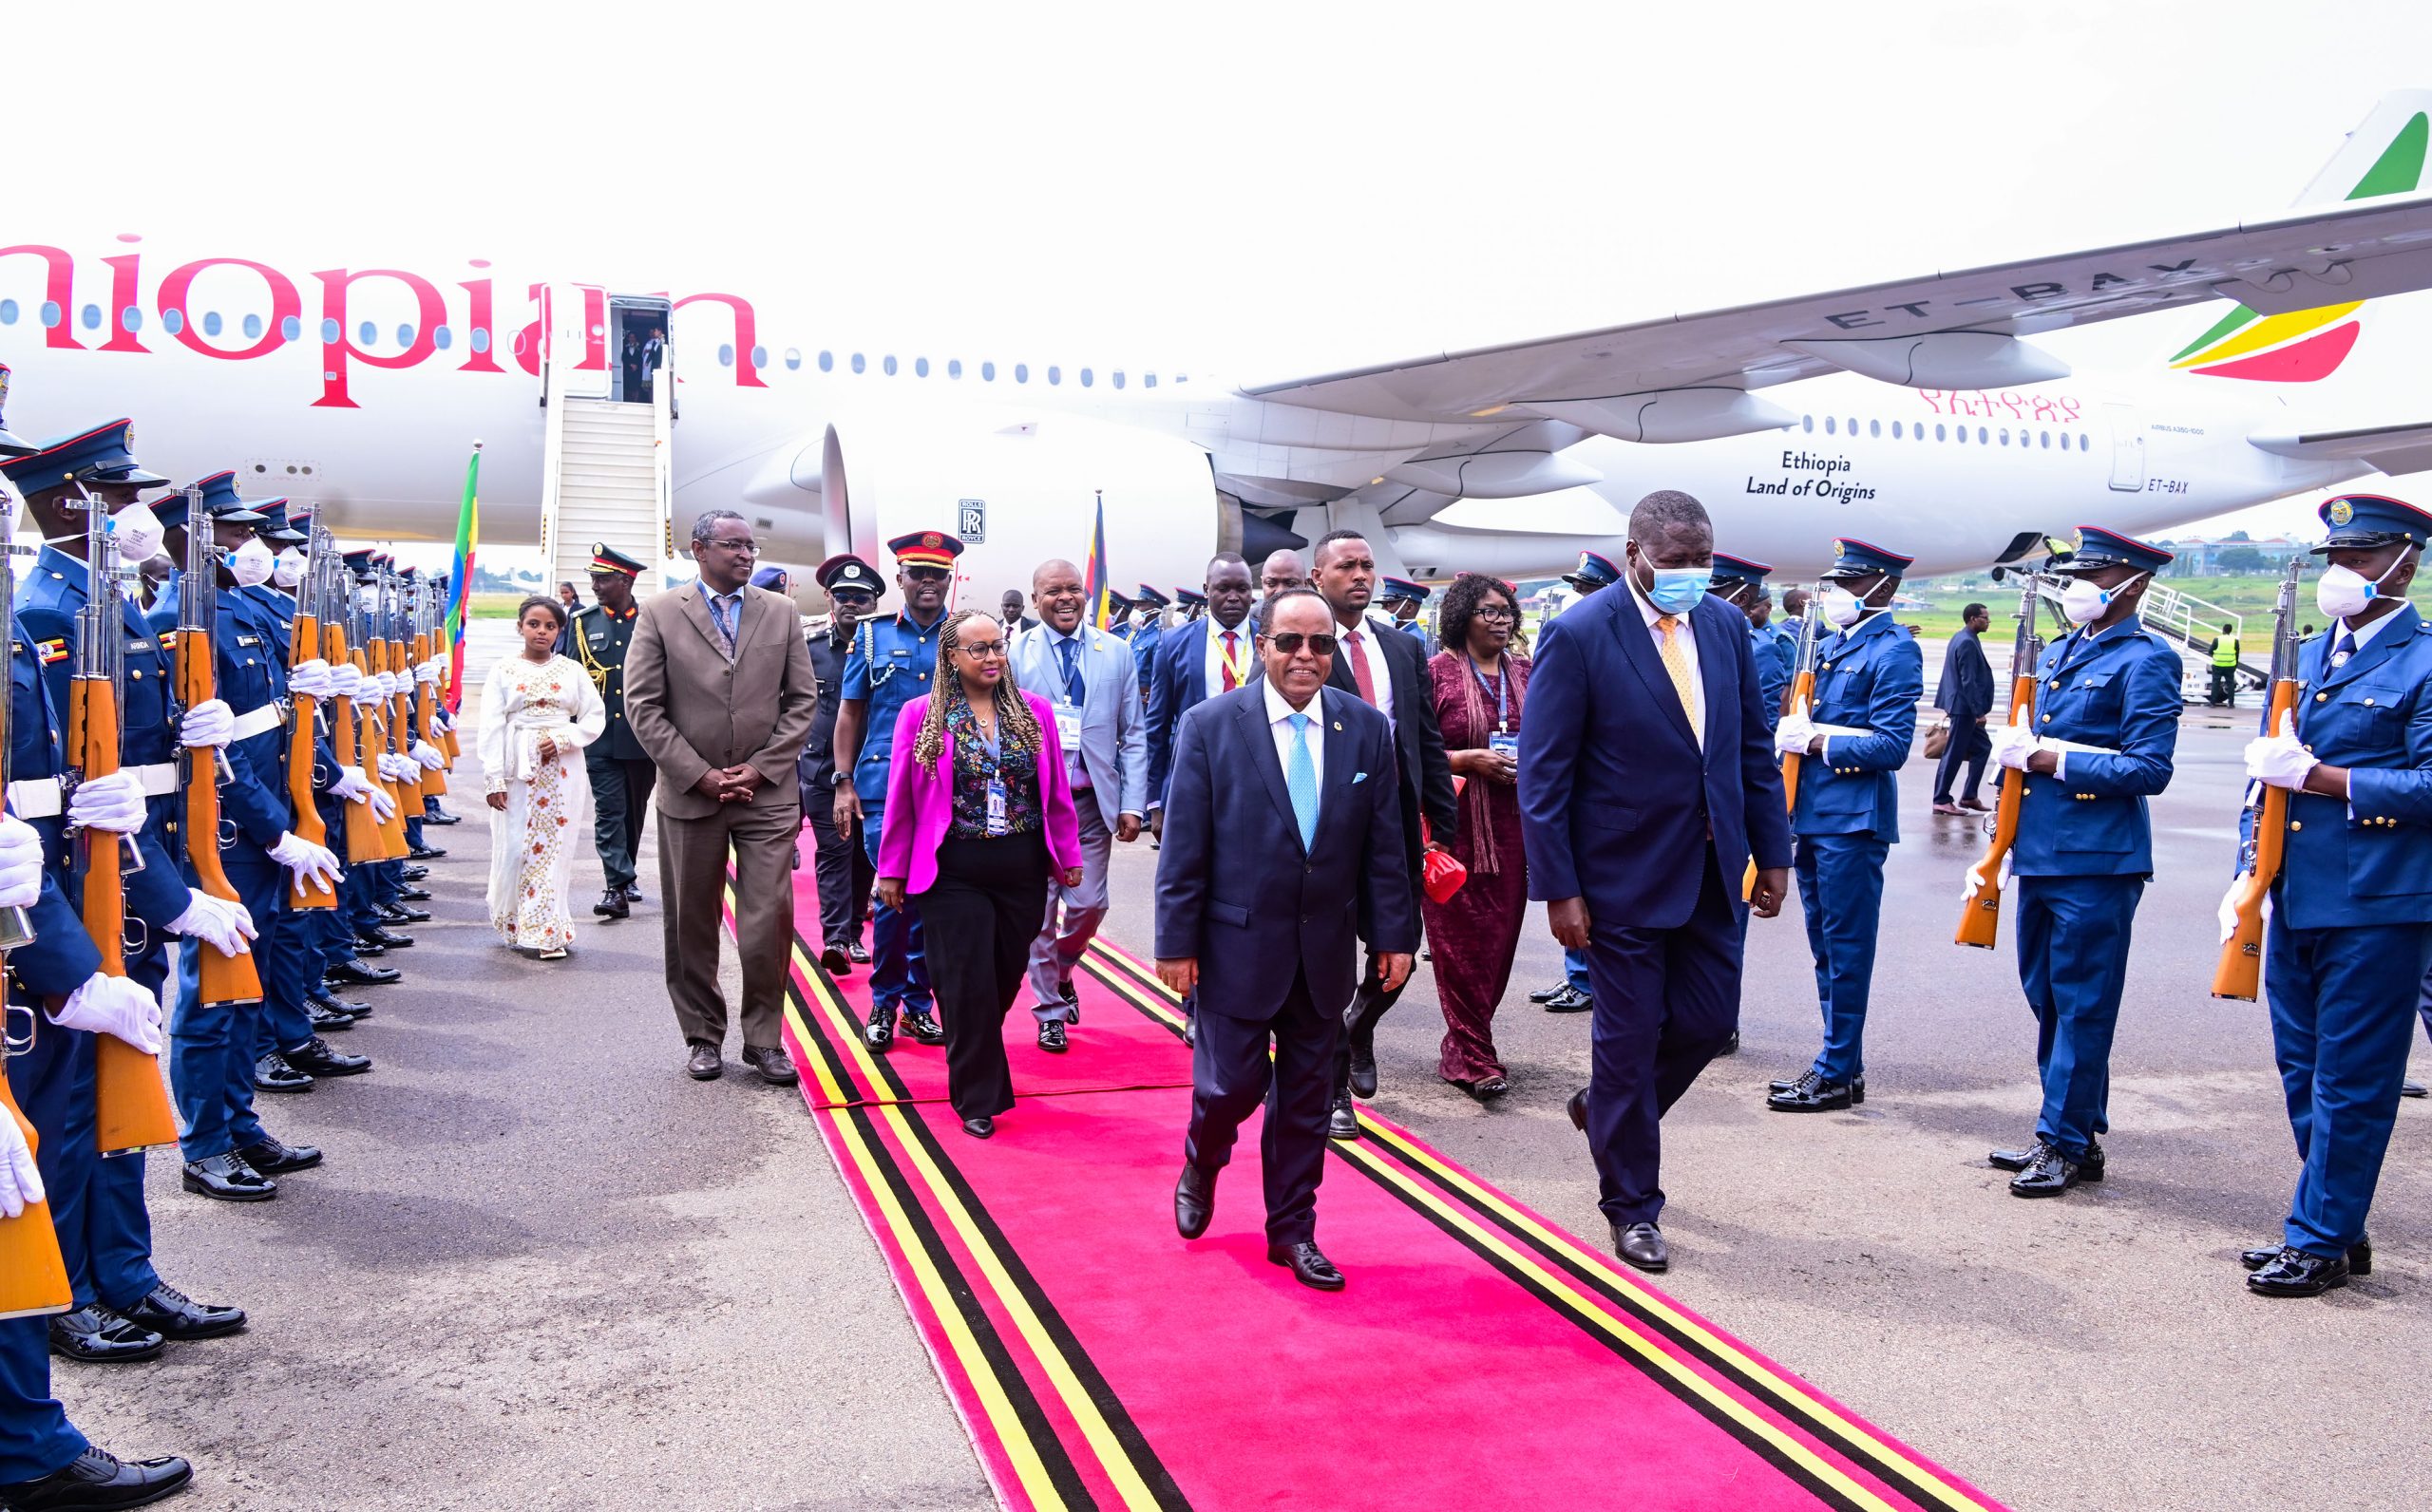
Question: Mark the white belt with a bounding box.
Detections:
[231,705,285,742]
[129,763,179,797]
[2039,738,2118,757]
[1814,723,1874,739]
[6,779,61,819]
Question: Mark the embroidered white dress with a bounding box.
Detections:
[479,653,607,953]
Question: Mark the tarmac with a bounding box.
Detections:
[51,693,2432,1512]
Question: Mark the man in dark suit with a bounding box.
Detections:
[804,555,883,973]
[1932,601,1996,815]
[998,589,1037,637]
[1309,530,1457,1138]
[1145,552,1258,828]
[1520,490,1793,1273]
[1159,589,1416,1291]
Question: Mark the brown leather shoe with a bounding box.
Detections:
[743,1044,797,1086]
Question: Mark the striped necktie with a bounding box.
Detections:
[1656,615,1701,746]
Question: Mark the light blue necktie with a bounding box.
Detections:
[1285,712,1319,849]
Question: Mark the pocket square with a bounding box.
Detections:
[1353,771,1369,784]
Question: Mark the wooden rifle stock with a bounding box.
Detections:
[67,680,179,1155]
[324,623,388,861]
[2214,678,2299,999]
[413,630,447,793]
[0,1070,74,1319]
[1955,671,2036,948]
[175,619,265,1005]
[360,640,410,859]
[285,602,333,910]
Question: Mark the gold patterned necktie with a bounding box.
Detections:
[1656,614,1701,746]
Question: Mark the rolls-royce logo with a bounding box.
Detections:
[958,499,987,544]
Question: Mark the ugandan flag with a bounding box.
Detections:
[1082,491,1112,632]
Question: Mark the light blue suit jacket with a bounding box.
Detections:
[1012,621,1149,830]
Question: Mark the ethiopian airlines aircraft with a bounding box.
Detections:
[5,94,2432,594]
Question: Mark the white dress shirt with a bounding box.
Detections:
[1624,573,1701,688]
[1042,622,1092,790]
[1335,612,1396,726]
[1204,617,1253,700]
[1264,678,1325,791]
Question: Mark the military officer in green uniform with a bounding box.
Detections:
[562,543,654,919]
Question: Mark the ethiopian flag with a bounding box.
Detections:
[443,443,481,711]
[1082,491,1112,631]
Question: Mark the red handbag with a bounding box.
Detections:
[1420,810,1468,903]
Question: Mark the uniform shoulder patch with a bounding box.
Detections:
[36,638,67,664]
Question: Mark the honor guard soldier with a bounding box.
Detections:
[1173,585,1207,623]
[1129,583,1170,698]
[832,531,957,1050]
[1710,553,1786,729]
[1379,576,1431,647]
[1981,528,2180,1196]
[2236,493,2432,1296]
[564,543,653,920]
[807,555,882,974]
[1768,539,1922,1112]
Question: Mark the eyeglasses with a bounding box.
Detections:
[957,640,1008,659]
[1264,632,1340,655]
[1474,605,1516,622]
[903,566,952,583]
[700,538,757,553]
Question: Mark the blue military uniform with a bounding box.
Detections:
[1776,539,1922,1110]
[1379,576,1432,650]
[1712,554,1786,732]
[1129,584,1169,698]
[1992,528,2180,1195]
[2244,494,2432,1295]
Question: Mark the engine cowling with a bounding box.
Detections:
[820,408,1222,610]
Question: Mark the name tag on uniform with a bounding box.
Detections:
[985,774,1010,836]
[236,634,260,648]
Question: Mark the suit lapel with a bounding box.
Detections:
[1316,687,1358,844]
[1236,690,1304,852]
[1607,595,1699,749]
[1691,602,1733,759]
[678,587,726,658]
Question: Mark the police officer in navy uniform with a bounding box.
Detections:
[1978,528,2181,1197]
[1529,550,1624,1013]
[1129,584,1169,699]
[1711,553,1786,731]
[2237,493,2432,1296]
[1378,576,1431,650]
[832,531,957,1049]
[807,555,881,974]
[1768,539,1923,1112]
[1173,585,1206,623]
[562,544,653,920]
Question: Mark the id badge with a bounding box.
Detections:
[1054,701,1082,750]
[1490,730,1519,765]
[985,775,1010,837]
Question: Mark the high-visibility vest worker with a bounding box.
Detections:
[2212,632,2240,668]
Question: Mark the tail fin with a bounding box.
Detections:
[2168,92,2430,382]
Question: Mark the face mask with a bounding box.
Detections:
[2317,554,2410,620]
[229,536,276,588]
[1643,566,1713,616]
[272,549,305,589]
[2060,570,2147,627]
[109,502,165,564]
[1821,581,1872,628]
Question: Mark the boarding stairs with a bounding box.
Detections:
[2139,581,2266,700]
[537,286,674,599]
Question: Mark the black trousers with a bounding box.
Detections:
[808,796,872,950]
[1187,966,1337,1245]
[1932,717,1990,803]
[2208,667,2237,706]
[1331,947,1409,1100]
[588,750,656,893]
[921,833,1050,1121]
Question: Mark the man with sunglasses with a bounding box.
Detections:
[806,555,884,974]
[566,543,655,921]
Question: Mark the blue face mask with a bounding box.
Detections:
[1644,568,1713,615]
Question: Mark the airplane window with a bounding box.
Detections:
[2040,430,2049,448]
[398,323,416,347]
[435,327,452,350]
[2080,433,2091,452]
[468,327,487,353]
[161,310,182,335]
[783,349,800,370]
[1145,373,1156,388]
[38,301,60,328]
[1048,365,1062,385]
[1113,370,1125,389]
[1080,368,1094,387]
[851,352,865,373]
[1934,424,1946,441]
[277,316,297,341]
[948,359,962,379]
[80,304,102,331]
[1846,417,1857,435]
[916,357,930,377]
[983,361,998,381]
[121,307,142,332]
[0,299,14,324]
[1999,429,2009,446]
[1890,421,1902,439]
[359,321,378,347]
[1801,415,1813,433]
[1824,417,1835,434]
[1015,363,1029,383]
[751,346,769,369]
[818,350,833,372]
[883,355,897,376]
[1956,425,1966,444]
[1978,426,1988,444]
[321,318,340,343]
[1869,420,1880,438]
[718,344,734,367]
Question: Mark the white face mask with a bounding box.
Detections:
[2060,570,2148,627]
[2316,553,2410,621]
[109,502,165,564]
[1820,581,1872,628]
[272,548,305,590]
[229,536,276,588]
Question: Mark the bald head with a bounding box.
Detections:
[1260,550,1307,595]
[1033,558,1087,633]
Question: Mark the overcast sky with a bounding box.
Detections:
[19,0,2432,568]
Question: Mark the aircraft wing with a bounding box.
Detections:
[2251,420,2432,475]
[1243,192,2432,434]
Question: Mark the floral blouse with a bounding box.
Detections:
[944,689,1043,839]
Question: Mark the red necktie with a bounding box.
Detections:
[1343,629,1378,706]
[1221,631,1240,691]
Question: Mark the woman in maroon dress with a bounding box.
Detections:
[1425,574,1532,1098]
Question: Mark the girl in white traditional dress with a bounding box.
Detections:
[480,596,607,958]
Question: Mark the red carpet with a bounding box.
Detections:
[759,862,2004,1511]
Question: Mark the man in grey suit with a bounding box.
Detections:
[1013,559,1148,1051]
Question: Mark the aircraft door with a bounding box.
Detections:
[611,296,674,408]
[2104,402,2144,491]
[544,283,613,402]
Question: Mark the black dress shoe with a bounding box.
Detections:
[0,1445,193,1509]
[1541,985,1591,1013]
[306,999,356,1032]
[47,1305,165,1364]
[961,1115,995,1139]
[1267,1239,1345,1291]
[1060,979,1079,1024]
[743,1044,798,1086]
[1720,1030,1738,1055]
[623,882,643,902]
[1037,1019,1068,1053]
[1567,1087,1588,1132]
[1767,1069,1863,1112]
[401,865,429,881]
[846,940,871,964]
[181,1152,276,1202]
[1346,1031,1378,1099]
[358,926,414,950]
[235,1134,324,1174]
[2247,1246,2351,1297]
[283,1037,370,1077]
[408,843,446,860]
[423,808,461,825]
[1610,1220,1668,1273]
[864,1007,894,1051]
[901,1009,944,1046]
[397,885,432,901]
[349,936,388,958]
[119,1282,245,1341]
[2007,1143,2081,1198]
[1528,981,1566,1004]
[593,890,630,919]
[2243,1235,2371,1276]
[1326,1091,1360,1141]
[820,944,850,975]
[326,957,401,987]
[309,992,370,1020]
[251,1051,314,1093]
[1174,1165,1215,1239]
[1989,1138,2105,1182]
[686,1043,722,1080]
[2405,1079,2428,1099]
[380,903,432,924]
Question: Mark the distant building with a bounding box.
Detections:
[2153,536,2307,576]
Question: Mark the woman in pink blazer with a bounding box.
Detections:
[877,611,1084,1138]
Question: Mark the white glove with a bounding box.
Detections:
[366,784,396,822]
[1991,722,2042,772]
[269,831,343,895]
[52,972,164,1055]
[331,664,367,700]
[2246,731,2320,791]
[1774,713,1815,757]
[66,770,146,835]
[0,1106,44,1219]
[329,767,373,803]
[0,816,44,912]
[178,697,235,749]
[169,888,257,957]
[288,658,334,700]
[2219,881,2244,943]
[412,741,445,770]
[414,659,441,685]
[376,671,402,699]
[378,754,415,783]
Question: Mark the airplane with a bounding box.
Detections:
[3,92,2431,600]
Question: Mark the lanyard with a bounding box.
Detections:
[1469,657,1509,730]
[1215,626,1247,683]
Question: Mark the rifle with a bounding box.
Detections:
[283,528,334,910]
[0,467,72,1320]
[1956,569,2052,948]
[2214,561,2305,999]
[1745,587,1824,899]
[353,565,410,859]
[317,536,391,862]
[412,577,448,794]
[64,486,178,1154]
[174,490,269,1005]
[384,567,428,810]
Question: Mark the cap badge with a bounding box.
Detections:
[922,532,942,549]
[2328,498,2355,527]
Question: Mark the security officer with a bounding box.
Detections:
[332,550,415,968]
[832,530,956,1050]
[1529,549,1624,1012]
[1980,528,2180,1196]
[1173,586,1207,623]
[1130,583,1169,699]
[1711,553,1786,730]
[2237,493,2432,1297]
[563,544,653,920]
[1769,539,1922,1112]
[807,555,881,975]
[1379,576,1431,647]
[1101,589,1134,645]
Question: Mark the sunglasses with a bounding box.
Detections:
[903,566,953,583]
[1264,632,1340,655]
[829,591,876,606]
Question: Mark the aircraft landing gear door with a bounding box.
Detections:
[2105,401,2145,492]
[610,295,674,411]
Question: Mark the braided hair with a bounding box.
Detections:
[911,609,1044,769]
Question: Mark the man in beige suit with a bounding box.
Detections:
[622,509,820,1086]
